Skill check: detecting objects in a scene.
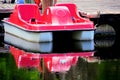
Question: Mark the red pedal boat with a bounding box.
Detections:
[2,3,95,42]
[10,46,94,72]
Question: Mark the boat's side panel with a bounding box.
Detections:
[72,30,95,40]
[73,40,94,51]
[3,22,95,41]
[3,22,53,42]
[4,33,53,53]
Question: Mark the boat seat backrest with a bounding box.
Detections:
[43,6,73,24]
[55,3,81,18]
[17,4,41,22]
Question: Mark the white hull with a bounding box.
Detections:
[73,40,94,51]
[4,33,53,53]
[3,23,53,42]
[3,22,95,42]
[5,33,94,52]
[72,30,94,40]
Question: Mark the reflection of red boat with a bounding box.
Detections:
[10,46,94,72]
[2,3,95,42]
[44,56,78,72]
[10,46,40,69]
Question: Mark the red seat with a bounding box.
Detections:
[17,4,42,22]
[55,3,86,22]
[42,6,73,24]
[55,3,80,18]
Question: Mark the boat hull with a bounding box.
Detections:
[3,22,53,42]
[4,33,94,53]
[72,30,94,40]
[3,22,95,42]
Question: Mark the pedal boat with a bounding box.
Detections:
[2,3,95,42]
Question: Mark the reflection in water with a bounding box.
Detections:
[4,33,53,53]
[73,40,94,51]
[10,46,94,72]
[94,31,119,59]
[4,33,94,53]
[9,45,98,80]
[94,24,116,48]
[8,45,120,80]
[94,38,115,48]
[1,51,119,80]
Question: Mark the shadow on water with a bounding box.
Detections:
[94,36,120,59]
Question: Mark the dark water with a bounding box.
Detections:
[0,31,120,80]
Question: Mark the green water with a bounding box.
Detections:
[0,52,120,80]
